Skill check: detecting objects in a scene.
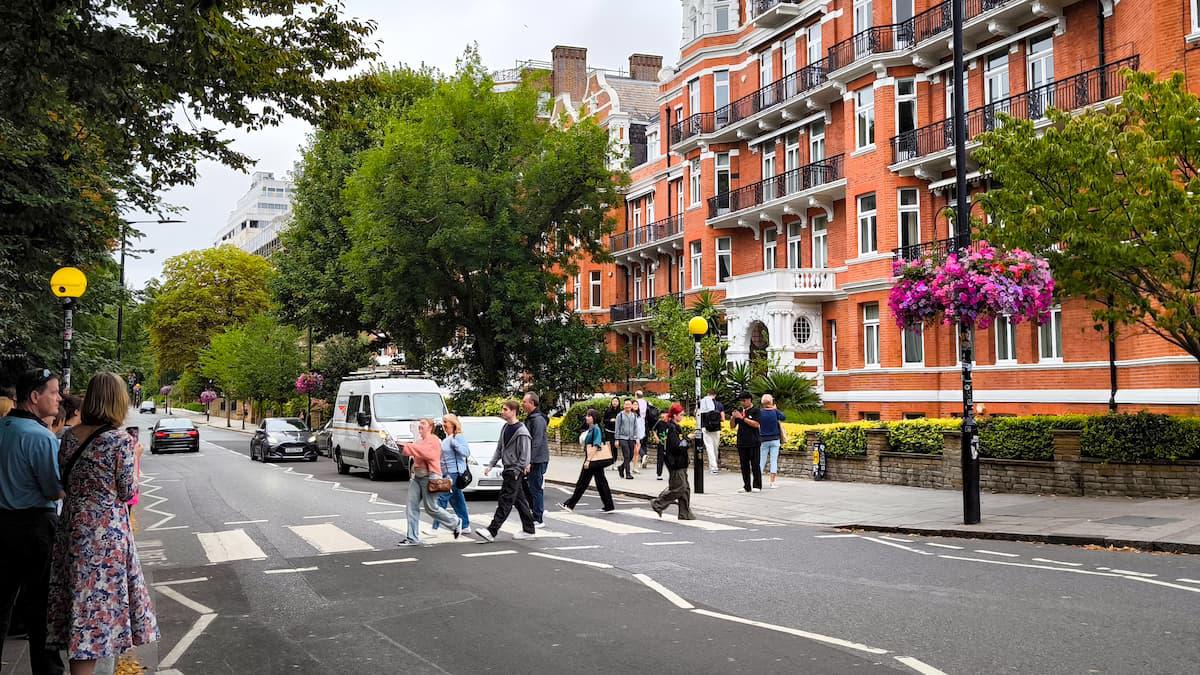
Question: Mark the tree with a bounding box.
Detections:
[343,51,622,390]
[150,247,273,376]
[271,67,438,337]
[314,334,375,403]
[0,0,374,373]
[647,294,726,406]
[199,315,303,418]
[520,315,625,406]
[976,71,1200,369]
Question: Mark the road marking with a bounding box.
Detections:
[632,574,694,609]
[738,537,784,542]
[861,536,934,556]
[287,523,374,554]
[549,545,602,551]
[880,535,916,543]
[643,540,693,546]
[224,519,268,525]
[156,585,215,615]
[362,558,418,566]
[1176,578,1200,584]
[368,510,405,515]
[623,508,744,531]
[263,566,318,575]
[1125,577,1200,593]
[374,519,472,545]
[974,549,1020,558]
[940,555,1123,578]
[158,613,217,670]
[737,519,787,527]
[196,529,267,563]
[528,552,613,569]
[691,609,890,655]
[302,514,340,519]
[815,533,859,539]
[1107,568,1157,578]
[152,577,209,587]
[1031,557,1082,567]
[924,543,964,550]
[549,512,659,535]
[462,550,518,558]
[148,525,190,531]
[468,513,571,539]
[895,655,949,675]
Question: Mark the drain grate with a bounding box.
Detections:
[1095,515,1182,527]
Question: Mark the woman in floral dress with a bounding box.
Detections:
[47,373,157,674]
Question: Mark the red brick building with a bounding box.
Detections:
[552,0,1200,419]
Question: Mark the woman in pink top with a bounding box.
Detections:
[399,418,462,546]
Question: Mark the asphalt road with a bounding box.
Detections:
[6,409,1200,674]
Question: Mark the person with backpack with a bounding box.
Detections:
[650,403,695,520]
[697,389,724,474]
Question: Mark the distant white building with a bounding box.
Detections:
[213,171,294,256]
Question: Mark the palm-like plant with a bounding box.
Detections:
[750,369,821,410]
[724,361,754,398]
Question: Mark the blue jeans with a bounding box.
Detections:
[433,471,470,530]
[405,473,460,543]
[524,462,547,523]
[759,440,781,475]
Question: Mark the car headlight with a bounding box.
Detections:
[307,435,316,443]
[379,431,401,450]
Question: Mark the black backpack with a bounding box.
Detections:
[701,409,722,432]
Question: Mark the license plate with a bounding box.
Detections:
[286,447,302,454]
[170,433,185,438]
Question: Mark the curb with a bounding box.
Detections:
[547,477,658,501]
[841,524,1200,555]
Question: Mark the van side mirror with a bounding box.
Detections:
[356,411,370,427]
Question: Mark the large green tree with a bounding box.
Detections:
[342,53,622,390]
[271,67,438,337]
[976,71,1200,363]
[0,0,373,373]
[199,314,303,415]
[150,247,273,376]
[647,292,726,406]
[313,333,375,403]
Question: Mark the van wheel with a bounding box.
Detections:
[367,451,383,481]
[335,449,349,475]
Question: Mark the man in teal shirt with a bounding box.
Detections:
[0,368,66,674]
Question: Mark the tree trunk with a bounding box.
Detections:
[1107,294,1118,413]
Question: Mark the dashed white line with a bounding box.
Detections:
[152,577,209,587]
[738,537,784,542]
[691,609,890,655]
[302,514,340,519]
[1031,558,1082,567]
[367,510,405,515]
[861,536,934,556]
[155,585,214,615]
[224,519,268,525]
[362,558,418,566]
[880,535,916,543]
[643,541,693,547]
[633,574,694,609]
[462,550,518,558]
[895,655,949,675]
[940,555,1122,578]
[924,543,964,550]
[528,552,613,569]
[1176,578,1200,585]
[263,566,318,575]
[1108,569,1157,578]
[1125,577,1200,594]
[974,549,1020,558]
[815,533,859,539]
[550,545,602,551]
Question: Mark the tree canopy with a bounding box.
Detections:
[199,314,303,409]
[976,71,1200,361]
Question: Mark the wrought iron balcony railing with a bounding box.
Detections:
[609,214,684,254]
[890,56,1139,164]
[610,292,685,323]
[893,235,980,263]
[707,154,843,220]
[668,63,828,145]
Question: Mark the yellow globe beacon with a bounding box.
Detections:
[687,315,709,337]
[50,267,88,298]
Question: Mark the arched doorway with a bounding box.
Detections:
[749,320,769,372]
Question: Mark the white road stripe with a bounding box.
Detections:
[196,529,267,563]
[367,510,405,515]
[815,533,859,539]
[633,574,694,609]
[158,613,217,670]
[1031,557,1082,567]
[924,543,963,550]
[1126,577,1200,593]
[468,514,571,539]
[974,549,1020,558]
[362,558,418,566]
[1108,569,1157,578]
[373,519,472,545]
[623,508,744,531]
[940,555,1123,578]
[1176,578,1200,584]
[264,566,318,575]
[302,514,340,519]
[153,577,209,587]
[691,609,890,655]
[149,525,191,531]
[861,536,934,556]
[880,535,916,543]
[895,655,949,675]
[549,545,602,551]
[224,519,268,525]
[528,552,613,569]
[549,512,659,535]
[155,585,214,615]
[643,541,693,546]
[462,550,518,558]
[738,537,784,542]
[287,523,374,554]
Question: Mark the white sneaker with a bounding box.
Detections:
[474,527,495,542]
[769,483,778,489]
[752,488,762,492]
[534,520,545,528]
[710,469,718,475]
[512,530,534,540]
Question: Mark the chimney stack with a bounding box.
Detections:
[628,54,663,82]
[551,45,588,102]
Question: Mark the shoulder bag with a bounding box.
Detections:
[428,476,453,493]
[454,440,473,490]
[60,425,114,491]
[586,427,613,462]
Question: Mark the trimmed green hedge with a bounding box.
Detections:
[815,422,875,457]
[886,419,961,455]
[977,415,1087,461]
[175,402,206,413]
[1081,412,1200,462]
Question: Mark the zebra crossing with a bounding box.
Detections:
[164,506,780,566]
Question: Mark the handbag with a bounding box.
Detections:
[455,452,473,490]
[585,426,613,462]
[428,477,453,493]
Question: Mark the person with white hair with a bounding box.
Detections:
[757,394,787,489]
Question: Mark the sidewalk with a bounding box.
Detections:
[544,452,1200,553]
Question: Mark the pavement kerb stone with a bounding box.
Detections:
[842,524,1200,555]
[546,477,658,501]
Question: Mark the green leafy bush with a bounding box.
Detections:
[786,408,838,425]
[750,369,821,410]
[1081,412,1200,462]
[175,402,206,413]
[471,395,509,417]
[885,418,959,454]
[977,415,1087,460]
[562,395,671,440]
[814,422,877,457]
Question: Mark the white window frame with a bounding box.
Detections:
[716,237,732,284]
[1038,306,1063,362]
[1193,0,1200,34]
[688,78,700,116]
[812,215,828,268]
[829,320,838,371]
[573,274,581,309]
[809,119,825,161]
[985,51,1010,105]
[763,227,778,271]
[632,202,642,230]
[759,50,774,88]
[895,77,916,135]
[806,24,822,66]
[715,152,731,204]
[863,304,881,368]
[677,253,685,291]
[646,194,656,223]
[762,150,777,201]
[633,265,642,301]
[675,179,685,215]
[995,314,1017,364]
[635,334,644,365]
[854,0,873,34]
[946,67,969,118]
[648,333,657,367]
[715,3,731,32]
[589,270,602,309]
[855,87,875,150]
[646,129,659,161]
[784,132,801,192]
[690,241,703,289]
[857,194,878,256]
[713,70,730,112]
[898,188,920,250]
[647,263,656,298]
[903,325,924,366]
[787,222,804,268]
[689,159,702,206]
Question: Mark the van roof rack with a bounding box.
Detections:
[343,366,430,381]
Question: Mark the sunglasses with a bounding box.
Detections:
[31,368,53,385]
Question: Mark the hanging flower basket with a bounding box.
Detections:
[199,390,218,406]
[889,241,1055,329]
[295,372,325,395]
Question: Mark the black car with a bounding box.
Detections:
[313,420,334,457]
[150,418,200,453]
[251,417,317,462]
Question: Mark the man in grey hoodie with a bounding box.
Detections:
[476,400,536,542]
[522,392,550,527]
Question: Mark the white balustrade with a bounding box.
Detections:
[724,269,836,301]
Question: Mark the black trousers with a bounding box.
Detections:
[563,459,615,511]
[488,469,536,535]
[0,509,65,675]
[738,445,763,492]
[617,439,635,477]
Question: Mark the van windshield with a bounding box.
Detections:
[373,393,446,421]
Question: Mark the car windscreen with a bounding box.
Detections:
[372,393,446,421]
[265,419,307,431]
[157,419,194,429]
[461,419,505,443]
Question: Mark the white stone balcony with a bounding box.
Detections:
[723,268,839,306]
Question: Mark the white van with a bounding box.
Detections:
[330,368,448,481]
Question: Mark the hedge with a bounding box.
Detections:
[886,419,960,455]
[1080,412,1200,462]
[561,396,672,440]
[175,402,206,413]
[976,415,1086,460]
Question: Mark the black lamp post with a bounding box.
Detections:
[687,316,708,494]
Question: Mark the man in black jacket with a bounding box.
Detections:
[649,403,695,520]
[522,392,550,527]
[730,392,762,493]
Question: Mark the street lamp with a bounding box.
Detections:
[949,0,981,524]
[687,315,708,495]
[50,266,88,393]
[116,218,182,362]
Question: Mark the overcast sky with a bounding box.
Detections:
[122,0,681,289]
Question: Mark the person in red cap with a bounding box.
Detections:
[649,402,695,520]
